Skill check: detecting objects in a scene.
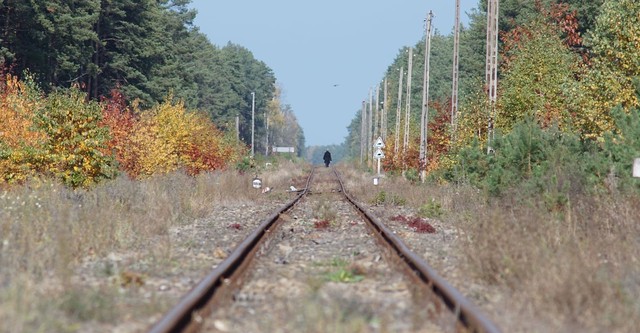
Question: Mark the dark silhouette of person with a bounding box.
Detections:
[323,150,332,167]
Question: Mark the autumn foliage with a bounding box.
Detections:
[102,93,242,179]
[382,101,451,175]
[0,73,243,187]
[35,86,119,187]
[0,74,46,184]
[100,88,137,173]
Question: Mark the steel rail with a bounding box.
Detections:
[148,168,315,333]
[149,166,500,332]
[333,167,501,333]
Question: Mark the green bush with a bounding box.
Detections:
[589,107,640,193]
[372,190,386,205]
[235,156,255,173]
[418,198,443,218]
[404,168,420,183]
[444,107,640,200]
[371,189,406,206]
[35,87,117,188]
[449,118,587,201]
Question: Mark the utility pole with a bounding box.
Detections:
[374,84,380,139]
[251,92,255,157]
[420,11,433,182]
[235,116,240,142]
[486,0,499,153]
[368,88,374,168]
[403,47,413,160]
[382,77,388,140]
[394,66,404,157]
[360,100,366,164]
[265,109,269,156]
[451,0,460,134]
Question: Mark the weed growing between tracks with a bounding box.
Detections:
[321,258,366,283]
[313,195,338,226]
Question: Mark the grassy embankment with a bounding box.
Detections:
[0,160,305,332]
[341,163,640,333]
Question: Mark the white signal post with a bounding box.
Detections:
[373,137,385,183]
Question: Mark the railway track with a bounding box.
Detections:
[149,166,500,333]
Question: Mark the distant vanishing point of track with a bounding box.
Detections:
[149,166,501,333]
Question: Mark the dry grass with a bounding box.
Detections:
[457,194,640,332]
[5,159,636,332]
[338,163,640,332]
[0,160,306,332]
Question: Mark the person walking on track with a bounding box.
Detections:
[323,150,332,167]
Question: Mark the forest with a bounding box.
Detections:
[0,0,304,187]
[344,0,640,197]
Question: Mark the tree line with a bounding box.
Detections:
[345,0,640,196]
[0,0,305,187]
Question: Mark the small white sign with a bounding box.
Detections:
[272,146,295,153]
[374,136,385,148]
[634,158,640,178]
[374,147,385,159]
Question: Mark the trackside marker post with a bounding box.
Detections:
[373,137,385,185]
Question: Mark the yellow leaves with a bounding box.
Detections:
[3,76,240,185]
[0,75,47,184]
[129,119,178,177]
[572,61,639,140]
[115,93,244,178]
[124,96,232,178]
[0,82,117,187]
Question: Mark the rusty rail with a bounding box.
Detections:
[149,166,501,333]
[148,169,314,333]
[333,167,501,333]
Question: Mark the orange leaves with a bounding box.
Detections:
[100,88,137,172]
[0,72,118,187]
[0,75,44,146]
[1,74,241,187]
[547,3,582,47]
[0,74,47,183]
[183,113,239,175]
[427,101,451,158]
[100,92,241,179]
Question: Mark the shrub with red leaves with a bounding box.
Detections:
[100,88,138,174]
[407,217,436,234]
[390,215,436,233]
[314,220,331,230]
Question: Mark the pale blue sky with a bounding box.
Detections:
[190,0,478,147]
